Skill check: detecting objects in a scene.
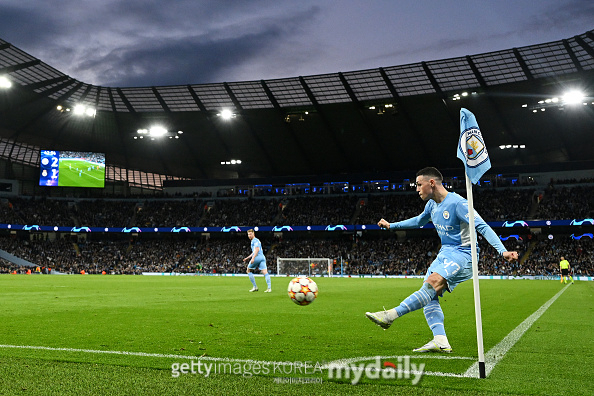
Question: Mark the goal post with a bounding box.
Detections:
[277,257,333,277]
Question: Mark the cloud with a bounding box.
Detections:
[520,0,594,33]
[0,4,62,47]
[0,1,320,86]
[1,0,591,88]
[81,29,289,86]
[78,8,318,86]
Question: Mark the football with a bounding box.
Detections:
[287,276,318,305]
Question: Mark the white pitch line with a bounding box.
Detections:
[464,283,571,378]
[0,285,570,380]
[0,345,474,378]
[325,354,474,367]
[0,345,469,365]
[0,344,277,366]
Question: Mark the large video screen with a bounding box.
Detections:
[39,150,106,188]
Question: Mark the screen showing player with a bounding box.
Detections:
[39,150,106,188]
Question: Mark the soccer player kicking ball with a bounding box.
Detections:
[366,167,518,353]
[243,229,272,293]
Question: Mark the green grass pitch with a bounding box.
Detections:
[0,275,592,395]
[58,159,105,188]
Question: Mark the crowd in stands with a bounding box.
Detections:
[0,233,591,277]
[0,182,592,277]
[534,185,594,220]
[3,185,593,231]
[203,199,281,227]
[136,200,202,228]
[276,196,359,226]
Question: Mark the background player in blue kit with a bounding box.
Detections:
[243,229,272,293]
[366,167,518,353]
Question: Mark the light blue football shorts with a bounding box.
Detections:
[424,245,476,293]
[248,256,267,271]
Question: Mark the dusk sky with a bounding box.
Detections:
[0,0,592,87]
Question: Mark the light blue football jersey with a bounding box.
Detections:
[251,237,265,259]
[390,192,506,254]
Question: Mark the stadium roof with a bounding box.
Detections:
[0,30,593,187]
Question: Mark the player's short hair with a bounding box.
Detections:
[416,167,443,182]
[247,229,254,233]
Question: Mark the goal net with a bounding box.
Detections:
[277,257,333,277]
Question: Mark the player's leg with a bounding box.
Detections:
[412,295,452,353]
[365,282,439,329]
[257,258,271,292]
[246,267,258,292]
[424,295,446,338]
[255,258,271,292]
[365,274,443,330]
[261,268,272,292]
[413,249,471,352]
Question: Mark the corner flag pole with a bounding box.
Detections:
[457,108,491,378]
[464,172,486,378]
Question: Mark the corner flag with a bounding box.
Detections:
[457,108,489,378]
[457,108,491,184]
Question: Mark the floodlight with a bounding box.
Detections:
[73,104,85,115]
[220,109,233,120]
[149,126,168,137]
[562,90,585,105]
[0,76,11,88]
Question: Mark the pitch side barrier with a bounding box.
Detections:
[141,272,593,281]
[1,218,593,234]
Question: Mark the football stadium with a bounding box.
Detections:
[0,18,593,396]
